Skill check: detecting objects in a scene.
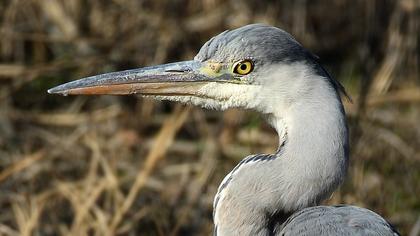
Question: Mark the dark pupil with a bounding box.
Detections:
[240,64,247,71]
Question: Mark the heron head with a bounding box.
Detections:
[49,24,344,114]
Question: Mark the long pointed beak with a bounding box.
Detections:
[48,60,231,96]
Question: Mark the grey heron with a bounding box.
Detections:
[48,24,399,236]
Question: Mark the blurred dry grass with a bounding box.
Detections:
[0,0,419,235]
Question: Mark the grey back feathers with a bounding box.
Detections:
[277,205,400,236]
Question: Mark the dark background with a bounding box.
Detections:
[0,0,419,235]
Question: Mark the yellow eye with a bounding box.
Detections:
[233,60,253,75]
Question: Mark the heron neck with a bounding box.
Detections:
[270,77,349,208]
[214,76,349,236]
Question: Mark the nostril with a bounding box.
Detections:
[165,69,188,73]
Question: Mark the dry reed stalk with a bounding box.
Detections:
[110,105,191,233]
[70,180,109,235]
[0,64,25,78]
[37,0,78,39]
[344,87,420,116]
[0,224,20,236]
[368,124,417,161]
[65,135,105,234]
[0,150,44,183]
[85,134,120,190]
[12,197,45,236]
[170,138,217,236]
[10,105,121,127]
[371,31,401,95]
[366,88,420,106]
[371,0,419,96]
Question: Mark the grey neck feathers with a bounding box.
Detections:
[213,73,349,236]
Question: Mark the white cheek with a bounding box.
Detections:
[143,83,262,110]
[197,82,261,110]
[148,95,223,110]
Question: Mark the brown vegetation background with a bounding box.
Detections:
[0,0,419,235]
